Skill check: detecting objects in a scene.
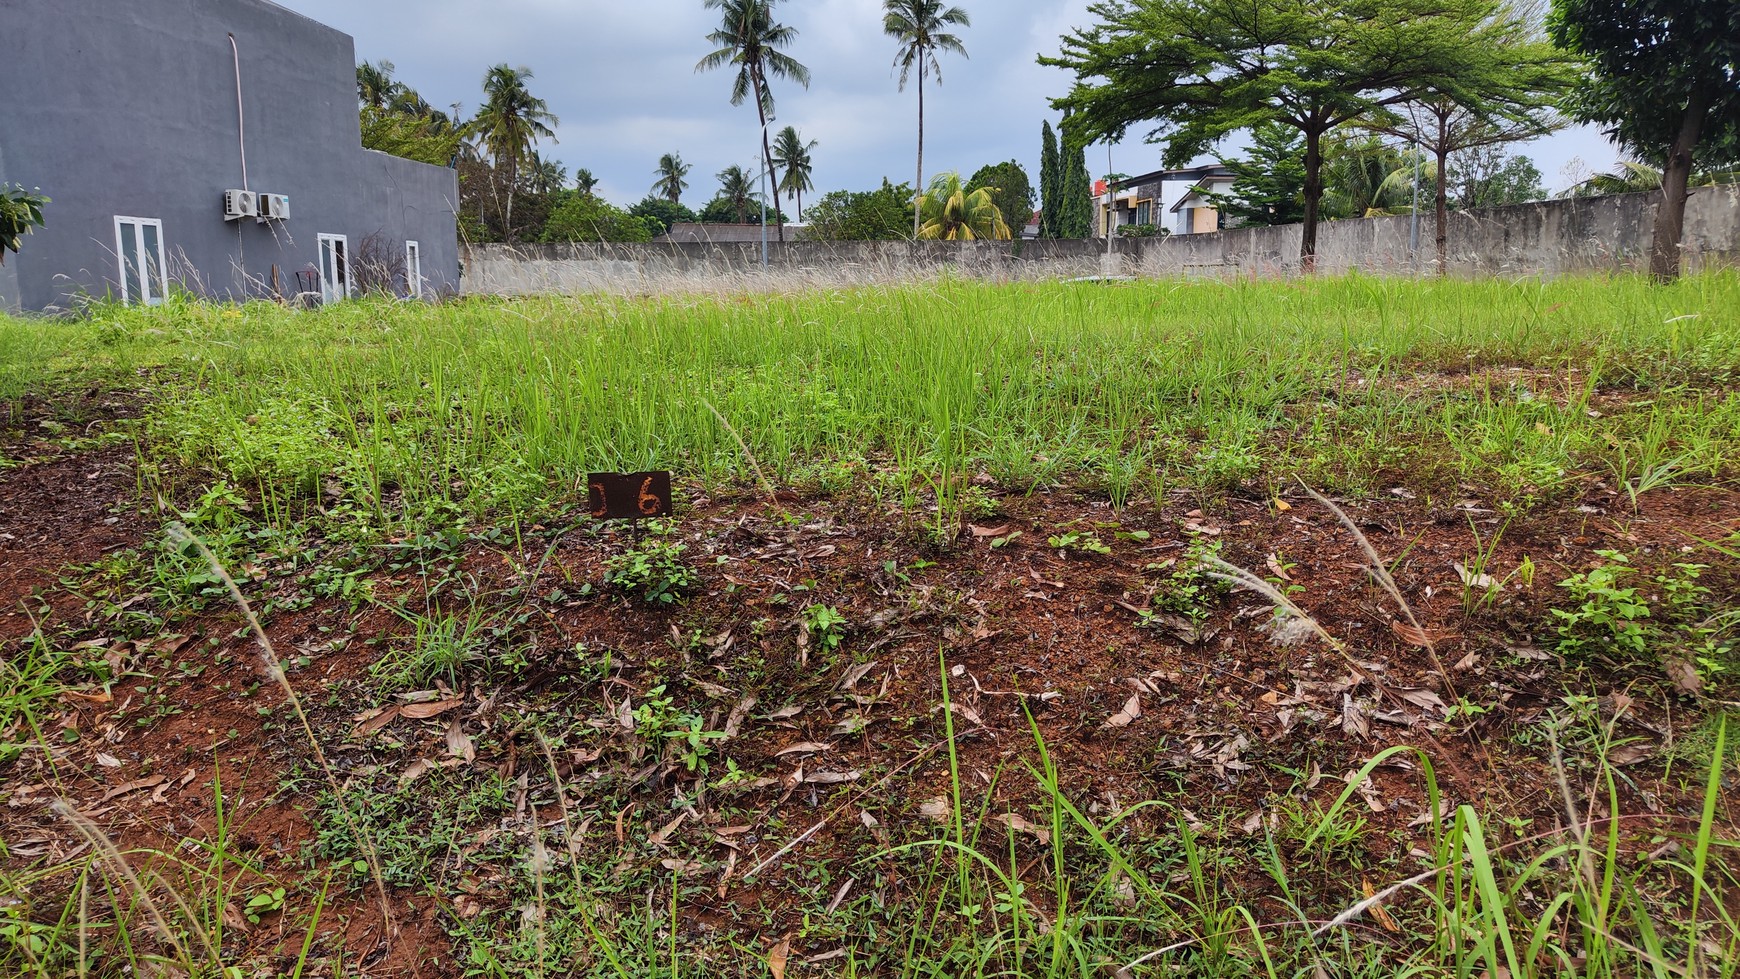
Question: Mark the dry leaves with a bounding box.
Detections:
[767,938,792,979]
[400,698,464,719]
[1102,693,1142,729]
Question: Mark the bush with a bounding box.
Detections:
[541,194,653,243]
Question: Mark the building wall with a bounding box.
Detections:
[461,187,1740,295]
[0,0,458,313]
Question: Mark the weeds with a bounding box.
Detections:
[604,523,698,605]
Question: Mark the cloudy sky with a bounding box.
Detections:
[285,0,1623,213]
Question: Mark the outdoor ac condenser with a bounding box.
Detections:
[223,189,258,221]
[258,193,290,222]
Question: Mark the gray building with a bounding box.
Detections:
[0,0,458,313]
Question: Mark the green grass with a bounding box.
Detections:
[3,273,1737,531]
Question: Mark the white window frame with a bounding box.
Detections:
[405,240,422,298]
[114,216,169,305]
[317,233,350,303]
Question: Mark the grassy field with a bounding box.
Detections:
[1,272,1738,978]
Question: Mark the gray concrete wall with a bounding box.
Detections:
[0,0,459,313]
[462,185,1740,295]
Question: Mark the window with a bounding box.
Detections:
[317,233,349,303]
[114,216,168,305]
[405,240,422,298]
[1136,201,1152,226]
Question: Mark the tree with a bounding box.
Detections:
[361,106,464,167]
[542,195,653,243]
[653,153,693,203]
[1206,123,1306,227]
[574,169,600,197]
[965,161,1035,238]
[712,164,761,223]
[1045,0,1515,269]
[1359,11,1574,271]
[1560,158,1739,198]
[475,64,559,241]
[525,152,568,195]
[0,184,49,266]
[1319,135,1422,219]
[697,0,811,243]
[1039,120,1062,238]
[1452,150,1546,208]
[883,1,971,239]
[1057,130,1092,237]
[356,60,401,109]
[631,196,700,234]
[1549,0,1740,280]
[916,172,1012,240]
[802,180,916,240]
[771,126,818,222]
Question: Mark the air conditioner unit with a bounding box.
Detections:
[258,193,290,222]
[223,189,258,221]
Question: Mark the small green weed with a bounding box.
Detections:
[604,523,697,605]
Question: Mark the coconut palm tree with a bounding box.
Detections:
[716,165,760,223]
[771,126,817,222]
[526,152,568,196]
[696,0,810,243]
[883,0,970,239]
[574,168,600,197]
[653,153,693,203]
[475,64,559,238]
[356,60,401,109]
[915,172,1010,240]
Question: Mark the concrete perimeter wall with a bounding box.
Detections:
[462,185,1740,295]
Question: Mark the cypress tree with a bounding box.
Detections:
[1040,120,1061,238]
[1058,134,1092,237]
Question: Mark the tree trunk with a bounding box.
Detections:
[1650,90,1706,283]
[1300,127,1322,274]
[1434,144,1449,277]
[914,61,925,240]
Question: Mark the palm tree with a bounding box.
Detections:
[716,165,760,223]
[916,172,1010,240]
[475,64,559,239]
[697,0,810,243]
[356,60,400,109]
[526,152,568,195]
[771,126,817,222]
[883,0,969,239]
[653,153,693,203]
[574,168,600,197]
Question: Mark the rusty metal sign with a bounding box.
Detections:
[588,471,672,520]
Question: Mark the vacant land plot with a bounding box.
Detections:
[2,273,1738,978]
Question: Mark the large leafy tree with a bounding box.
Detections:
[916,172,1012,240]
[697,0,811,243]
[1361,11,1574,271]
[966,161,1035,237]
[542,195,654,243]
[1044,0,1511,269]
[771,126,818,222]
[1039,120,1062,237]
[1451,149,1546,208]
[1207,122,1307,227]
[475,64,559,240]
[883,1,971,239]
[803,180,916,240]
[1549,0,1740,280]
[631,196,700,235]
[653,153,693,203]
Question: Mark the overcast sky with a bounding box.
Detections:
[283,0,1623,212]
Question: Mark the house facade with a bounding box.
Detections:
[0,0,458,313]
[1096,164,1236,236]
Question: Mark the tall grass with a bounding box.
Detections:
[2,273,1736,530]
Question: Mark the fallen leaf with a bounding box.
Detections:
[399,758,436,786]
[1342,694,1370,738]
[400,698,464,720]
[1607,743,1653,767]
[1664,657,1702,695]
[1398,688,1446,713]
[838,661,879,690]
[445,718,476,763]
[1363,878,1400,933]
[1274,499,1292,512]
[1102,693,1141,729]
[824,878,855,914]
[969,523,1012,538]
[1390,620,1460,648]
[918,796,950,822]
[776,742,830,757]
[649,811,687,846]
[95,752,122,768]
[995,812,1052,844]
[61,688,113,705]
[353,706,402,736]
[723,695,757,739]
[803,770,862,785]
[1265,553,1293,581]
[1454,562,1499,590]
[101,775,166,802]
[767,938,792,979]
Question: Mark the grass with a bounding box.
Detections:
[3,271,1739,977]
[1,272,1735,534]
